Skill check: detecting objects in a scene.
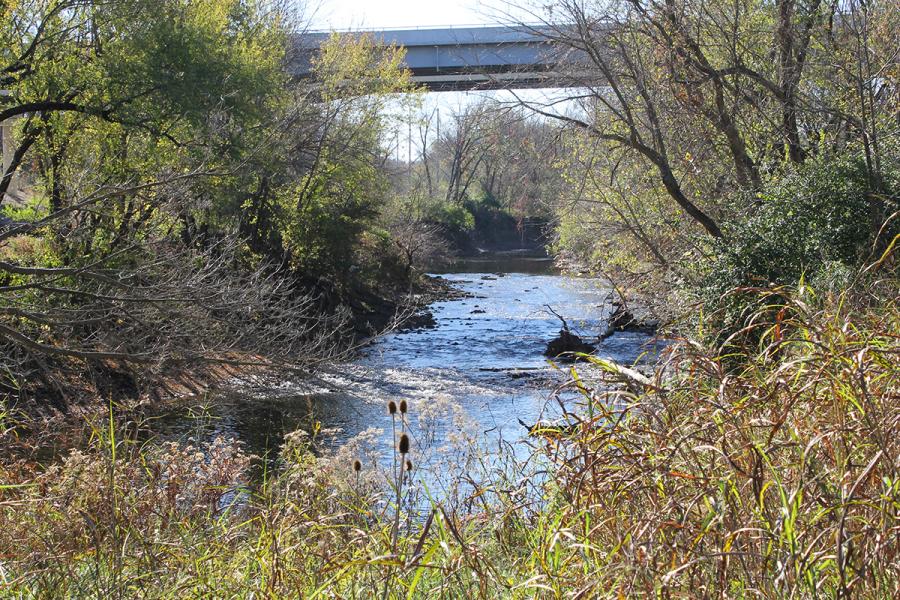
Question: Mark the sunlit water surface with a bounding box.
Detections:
[158,256,657,482]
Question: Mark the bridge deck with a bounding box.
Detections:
[290,25,580,91]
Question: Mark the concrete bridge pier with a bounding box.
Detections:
[1,118,12,174]
[0,117,22,205]
[1,89,23,205]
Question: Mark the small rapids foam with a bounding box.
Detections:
[318,364,524,402]
[157,264,659,482]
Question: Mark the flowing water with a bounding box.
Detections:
[161,256,656,469]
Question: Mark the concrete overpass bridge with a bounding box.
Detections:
[3,24,593,200]
[290,25,584,91]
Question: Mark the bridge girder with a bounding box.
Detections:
[290,25,595,92]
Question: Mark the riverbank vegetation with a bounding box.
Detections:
[1,0,898,596]
[383,100,566,267]
[2,267,896,597]
[1,0,426,407]
[543,0,898,303]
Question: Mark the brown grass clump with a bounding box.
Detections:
[534,281,899,597]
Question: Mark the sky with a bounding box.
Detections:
[307,0,516,31]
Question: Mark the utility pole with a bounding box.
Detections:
[407,105,412,181]
[0,90,10,176]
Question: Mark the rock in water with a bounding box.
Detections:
[600,300,659,339]
[610,300,635,327]
[544,329,596,359]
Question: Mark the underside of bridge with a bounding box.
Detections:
[401,66,568,92]
[290,25,583,91]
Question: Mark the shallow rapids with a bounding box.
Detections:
[159,256,655,469]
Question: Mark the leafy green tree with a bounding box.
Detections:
[276,32,419,279]
[2,2,425,401]
[706,156,900,295]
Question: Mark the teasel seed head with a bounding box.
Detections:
[399,399,408,414]
[353,459,362,473]
[398,433,410,455]
[388,400,397,415]
[405,459,413,472]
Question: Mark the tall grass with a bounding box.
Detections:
[541,279,899,597]
[0,271,897,598]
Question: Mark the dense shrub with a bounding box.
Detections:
[705,157,898,295]
[698,157,899,339]
[427,202,476,233]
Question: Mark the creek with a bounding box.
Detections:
[158,255,656,471]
